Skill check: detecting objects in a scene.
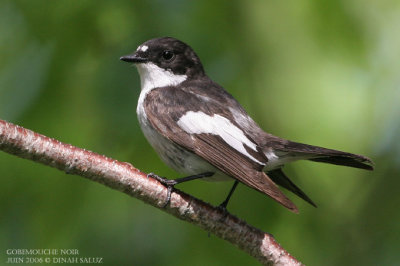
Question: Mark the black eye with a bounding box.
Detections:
[162,50,174,61]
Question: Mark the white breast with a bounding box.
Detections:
[137,110,223,179]
[134,62,229,180]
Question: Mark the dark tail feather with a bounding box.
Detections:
[279,141,374,171]
[309,156,373,170]
[268,169,317,208]
[255,172,299,213]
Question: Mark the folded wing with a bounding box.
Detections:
[144,86,298,212]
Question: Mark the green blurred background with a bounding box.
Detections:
[1,0,399,265]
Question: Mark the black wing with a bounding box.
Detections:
[143,84,298,212]
[180,79,374,171]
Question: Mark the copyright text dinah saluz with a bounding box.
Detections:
[5,249,103,264]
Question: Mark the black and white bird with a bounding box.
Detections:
[120,37,373,213]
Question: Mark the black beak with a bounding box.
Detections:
[120,54,147,63]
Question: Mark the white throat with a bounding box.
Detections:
[136,62,187,92]
[136,62,187,119]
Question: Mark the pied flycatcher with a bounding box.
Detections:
[120,37,373,213]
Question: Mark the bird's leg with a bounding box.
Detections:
[147,172,214,207]
[218,180,239,213]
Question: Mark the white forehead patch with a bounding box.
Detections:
[177,111,264,165]
[140,45,148,52]
[136,45,149,52]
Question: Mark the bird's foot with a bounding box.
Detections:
[147,173,177,208]
[216,201,230,221]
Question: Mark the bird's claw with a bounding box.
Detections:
[147,172,176,185]
[217,202,229,221]
[147,173,177,208]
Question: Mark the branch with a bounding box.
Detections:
[0,119,302,266]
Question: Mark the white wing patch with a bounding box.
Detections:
[229,107,253,130]
[177,111,265,165]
